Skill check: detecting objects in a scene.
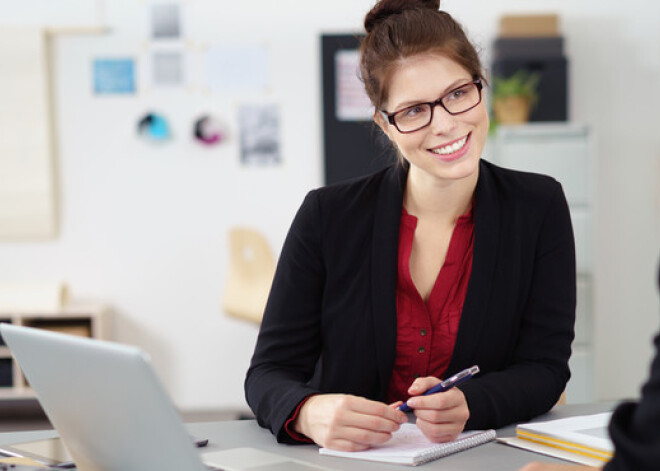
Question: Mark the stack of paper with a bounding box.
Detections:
[497,412,613,467]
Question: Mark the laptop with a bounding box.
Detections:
[0,324,330,471]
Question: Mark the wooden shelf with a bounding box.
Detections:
[0,386,37,401]
[0,304,109,394]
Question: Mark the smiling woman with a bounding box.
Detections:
[245,0,577,454]
[375,54,488,185]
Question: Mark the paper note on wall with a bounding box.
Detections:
[204,44,269,94]
[0,26,57,239]
[335,49,373,121]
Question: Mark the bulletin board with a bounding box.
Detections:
[321,34,396,185]
[0,27,57,239]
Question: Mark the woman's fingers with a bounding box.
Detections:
[407,386,470,443]
[295,394,407,450]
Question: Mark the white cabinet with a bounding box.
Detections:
[489,123,595,403]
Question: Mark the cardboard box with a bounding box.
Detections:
[499,14,560,37]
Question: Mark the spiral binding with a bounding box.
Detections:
[415,429,497,465]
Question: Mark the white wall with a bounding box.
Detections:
[1,0,659,411]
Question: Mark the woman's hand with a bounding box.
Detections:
[293,393,408,451]
[518,463,601,471]
[404,376,470,442]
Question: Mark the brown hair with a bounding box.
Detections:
[360,0,485,111]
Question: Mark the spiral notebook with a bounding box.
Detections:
[319,424,496,466]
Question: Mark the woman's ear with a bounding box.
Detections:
[374,111,392,140]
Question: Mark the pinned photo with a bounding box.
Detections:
[204,44,269,94]
[238,105,280,166]
[152,51,184,86]
[193,115,227,146]
[93,58,136,95]
[151,3,181,40]
[137,112,171,142]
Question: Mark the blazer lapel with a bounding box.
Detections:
[371,164,406,397]
[448,160,501,373]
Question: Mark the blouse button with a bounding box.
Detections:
[418,346,425,353]
[420,329,427,336]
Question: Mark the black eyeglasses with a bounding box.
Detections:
[381,79,483,134]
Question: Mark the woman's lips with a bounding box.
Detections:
[429,133,471,161]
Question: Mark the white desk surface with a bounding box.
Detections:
[0,402,614,470]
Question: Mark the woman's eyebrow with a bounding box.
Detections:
[392,77,473,111]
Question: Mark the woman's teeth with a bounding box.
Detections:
[431,136,467,155]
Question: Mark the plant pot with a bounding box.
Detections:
[493,96,532,124]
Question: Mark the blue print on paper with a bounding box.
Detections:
[93,59,136,94]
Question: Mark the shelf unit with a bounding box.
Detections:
[488,122,595,404]
[0,304,109,399]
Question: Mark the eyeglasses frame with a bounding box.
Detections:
[380,79,484,134]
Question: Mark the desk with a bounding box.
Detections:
[0,403,613,470]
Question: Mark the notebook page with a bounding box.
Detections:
[319,423,495,465]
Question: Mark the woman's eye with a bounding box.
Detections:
[447,84,474,101]
[405,106,424,117]
[449,89,467,100]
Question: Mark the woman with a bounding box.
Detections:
[245,0,576,452]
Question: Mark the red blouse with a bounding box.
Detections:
[386,207,474,404]
[285,205,475,440]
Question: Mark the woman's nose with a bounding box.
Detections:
[428,104,458,134]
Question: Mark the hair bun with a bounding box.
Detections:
[364,0,441,33]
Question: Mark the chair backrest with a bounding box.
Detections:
[222,227,275,324]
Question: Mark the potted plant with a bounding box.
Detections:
[491,70,540,124]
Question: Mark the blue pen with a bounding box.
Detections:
[398,365,480,412]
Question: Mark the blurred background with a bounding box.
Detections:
[1,0,659,426]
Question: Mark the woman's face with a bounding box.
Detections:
[376,53,489,186]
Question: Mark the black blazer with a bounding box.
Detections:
[245,160,576,443]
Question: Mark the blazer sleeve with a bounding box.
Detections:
[461,182,576,429]
[244,190,326,443]
[604,327,660,471]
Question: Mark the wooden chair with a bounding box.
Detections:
[222,227,275,324]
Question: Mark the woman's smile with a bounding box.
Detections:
[429,133,471,162]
